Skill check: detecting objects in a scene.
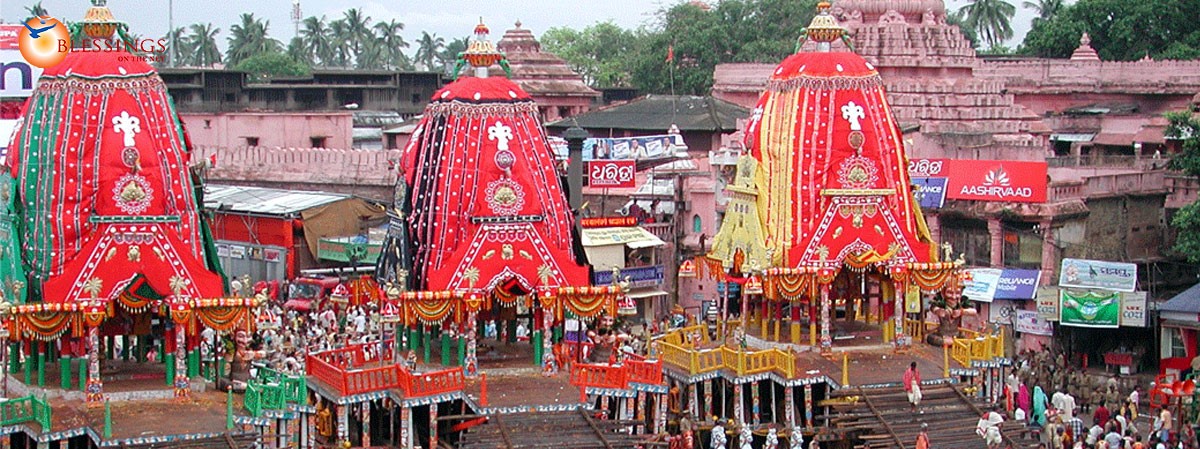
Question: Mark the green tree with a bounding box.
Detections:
[226,13,282,66]
[1022,0,1200,60]
[287,36,310,66]
[165,26,191,67]
[415,32,444,71]
[946,6,980,49]
[1022,0,1065,23]
[186,23,222,67]
[300,16,334,67]
[374,19,411,70]
[629,0,818,95]
[1168,112,1200,263]
[438,36,469,71]
[542,21,640,88]
[233,51,309,81]
[24,1,48,21]
[341,8,373,65]
[327,19,353,67]
[962,0,1016,49]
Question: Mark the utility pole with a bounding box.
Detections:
[292,0,302,38]
[168,0,174,66]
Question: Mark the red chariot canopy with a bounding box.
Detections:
[403,76,589,293]
[742,50,934,268]
[7,49,224,303]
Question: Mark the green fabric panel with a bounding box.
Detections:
[0,174,27,304]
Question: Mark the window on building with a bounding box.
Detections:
[411,93,421,104]
[1167,327,1189,358]
[692,215,702,233]
[310,136,327,148]
[244,137,259,146]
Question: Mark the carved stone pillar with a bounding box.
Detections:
[1040,219,1056,285]
[988,217,1004,268]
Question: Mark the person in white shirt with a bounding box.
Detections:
[977,410,1005,449]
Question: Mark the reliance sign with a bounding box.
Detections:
[908,158,1048,203]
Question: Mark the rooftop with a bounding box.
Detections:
[1162,282,1200,313]
[547,95,749,132]
[204,184,354,216]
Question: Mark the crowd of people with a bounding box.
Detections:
[994,348,1195,449]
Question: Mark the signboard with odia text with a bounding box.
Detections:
[1058,258,1137,292]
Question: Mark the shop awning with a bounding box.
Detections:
[581,227,667,249]
[626,288,669,299]
[1162,282,1200,313]
[1050,133,1096,143]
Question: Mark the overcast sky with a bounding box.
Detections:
[1,0,667,50]
[2,0,1036,52]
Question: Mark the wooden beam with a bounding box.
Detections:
[859,387,907,449]
[493,413,516,449]
[579,408,616,449]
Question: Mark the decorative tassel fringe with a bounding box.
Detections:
[766,74,882,92]
[424,100,540,118]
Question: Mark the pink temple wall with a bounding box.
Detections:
[181,112,353,150]
[193,146,400,200]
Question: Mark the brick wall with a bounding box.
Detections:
[193,146,400,201]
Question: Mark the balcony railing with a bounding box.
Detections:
[306,341,464,398]
[655,328,796,379]
[0,396,50,430]
[569,358,665,390]
[1047,155,1165,169]
[1048,171,1167,201]
[949,329,1005,367]
[244,366,307,417]
[641,222,674,244]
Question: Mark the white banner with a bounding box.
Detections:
[1014,310,1053,336]
[989,300,1019,325]
[963,268,1002,303]
[1120,291,1148,328]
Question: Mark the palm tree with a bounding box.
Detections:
[300,16,334,66]
[165,27,191,67]
[438,36,469,69]
[373,19,411,70]
[226,13,282,66]
[24,1,48,21]
[187,23,222,67]
[356,40,384,70]
[962,0,1016,49]
[414,32,444,71]
[327,18,353,67]
[287,36,311,66]
[1022,0,1064,23]
[341,8,372,64]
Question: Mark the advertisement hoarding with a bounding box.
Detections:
[1060,289,1120,328]
[588,160,636,188]
[908,158,1048,203]
[1058,258,1138,292]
